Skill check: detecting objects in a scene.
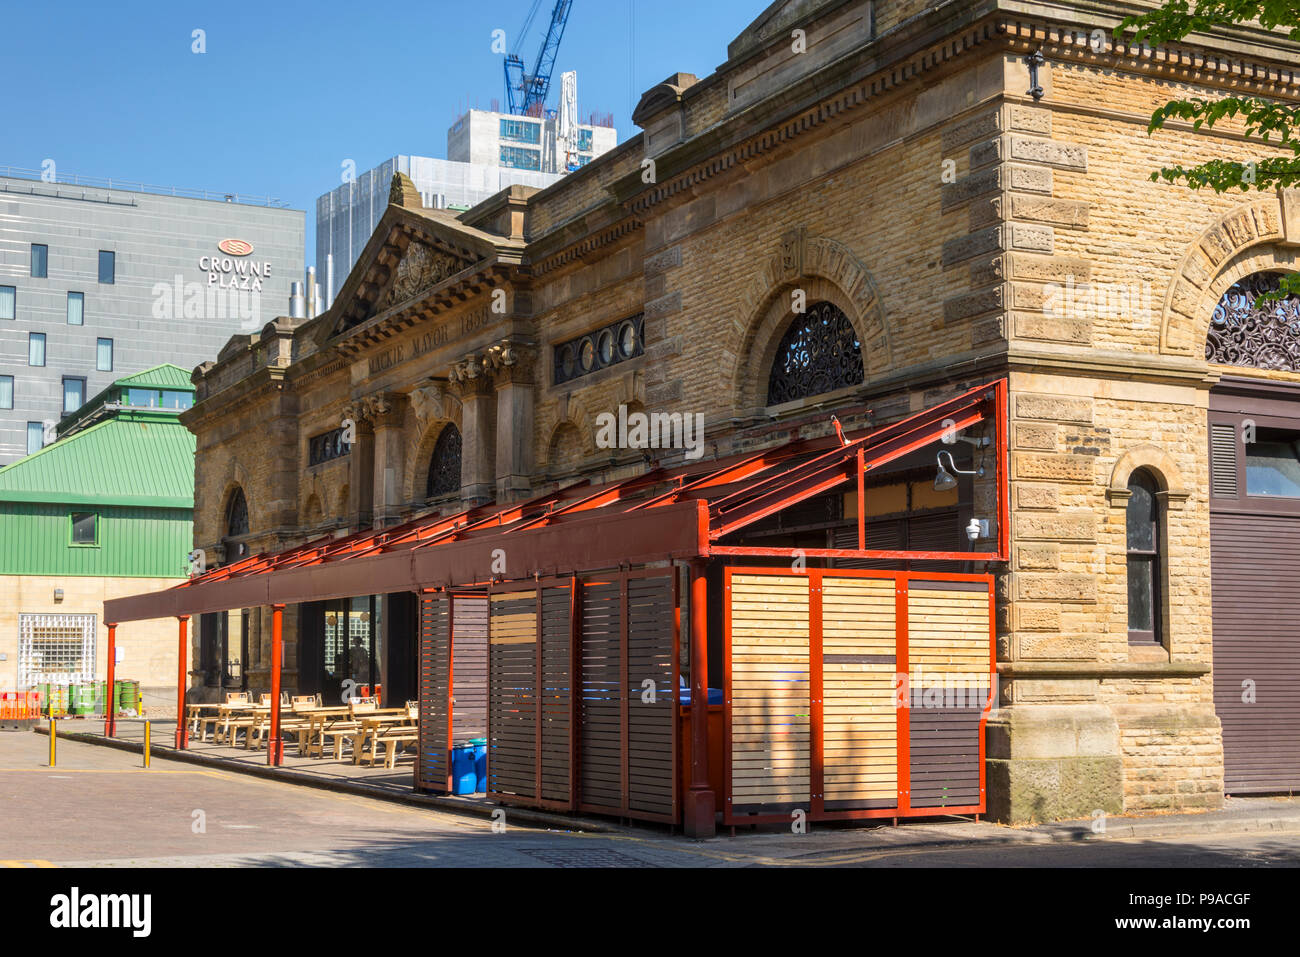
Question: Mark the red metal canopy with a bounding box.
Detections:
[104,379,1007,623]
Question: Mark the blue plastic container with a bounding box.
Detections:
[451,744,478,794]
[469,737,487,793]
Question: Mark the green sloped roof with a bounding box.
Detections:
[0,410,195,508]
[113,363,196,391]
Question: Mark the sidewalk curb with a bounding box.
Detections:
[37,726,617,836]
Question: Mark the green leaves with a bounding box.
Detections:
[1117,1,1300,47]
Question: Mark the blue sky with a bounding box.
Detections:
[6,0,768,257]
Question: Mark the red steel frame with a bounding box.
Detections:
[722,565,994,826]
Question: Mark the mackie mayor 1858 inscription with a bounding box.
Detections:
[367,304,498,377]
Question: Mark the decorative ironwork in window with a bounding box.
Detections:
[554,314,645,385]
[426,425,462,499]
[309,427,352,466]
[1207,271,1300,371]
[766,301,864,405]
[226,488,249,537]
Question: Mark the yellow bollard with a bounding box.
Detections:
[48,718,56,767]
[143,720,151,769]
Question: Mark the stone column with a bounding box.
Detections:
[485,339,537,502]
[367,392,408,527]
[448,354,496,505]
[343,400,376,529]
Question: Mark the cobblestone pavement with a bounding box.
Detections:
[4,732,1299,868]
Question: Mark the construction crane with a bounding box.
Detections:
[504,0,574,117]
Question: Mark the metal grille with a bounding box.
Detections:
[1211,424,1239,497]
[426,424,462,498]
[18,614,96,688]
[1207,272,1300,371]
[766,301,864,405]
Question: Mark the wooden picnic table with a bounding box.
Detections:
[185,703,223,740]
[214,703,270,746]
[349,712,419,767]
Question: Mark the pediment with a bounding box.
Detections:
[318,204,506,345]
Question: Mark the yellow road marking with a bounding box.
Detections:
[0,860,55,868]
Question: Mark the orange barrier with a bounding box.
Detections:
[0,691,42,720]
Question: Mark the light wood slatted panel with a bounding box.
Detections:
[821,576,897,802]
[450,596,488,743]
[729,575,809,807]
[906,588,991,675]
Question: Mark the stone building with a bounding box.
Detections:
[174,0,1300,821]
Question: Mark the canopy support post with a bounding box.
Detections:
[683,558,716,838]
[174,616,190,749]
[105,622,117,738]
[268,604,285,766]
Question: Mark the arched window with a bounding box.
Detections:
[766,301,864,405]
[426,424,462,499]
[1207,271,1300,371]
[1125,470,1162,645]
[225,488,249,538]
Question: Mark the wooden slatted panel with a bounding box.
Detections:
[730,573,810,809]
[1211,511,1300,793]
[627,575,675,818]
[907,582,989,808]
[579,579,623,813]
[451,595,488,742]
[908,705,984,807]
[417,594,450,791]
[488,591,537,800]
[540,584,572,804]
[832,522,903,570]
[821,575,897,804]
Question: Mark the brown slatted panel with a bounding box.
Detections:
[488,591,537,800]
[1211,511,1300,792]
[451,595,488,742]
[821,576,897,804]
[904,512,965,573]
[1210,424,1238,497]
[906,583,989,808]
[909,705,984,807]
[540,584,572,805]
[417,594,450,792]
[579,579,623,813]
[627,575,675,818]
[730,573,810,810]
[833,521,903,570]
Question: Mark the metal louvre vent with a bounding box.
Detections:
[1210,424,1238,497]
[18,614,96,688]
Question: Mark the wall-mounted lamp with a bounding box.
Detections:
[53,588,64,603]
[934,450,984,492]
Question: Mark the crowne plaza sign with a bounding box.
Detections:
[198,238,273,291]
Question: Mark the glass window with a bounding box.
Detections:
[1126,470,1161,644]
[1245,427,1300,497]
[127,388,159,407]
[70,512,97,546]
[500,118,542,143]
[98,250,115,284]
[30,244,48,278]
[766,302,864,405]
[63,377,85,414]
[0,376,11,410]
[0,285,15,320]
[27,422,43,455]
[67,292,84,325]
[160,389,193,410]
[96,338,113,372]
[28,333,45,367]
[499,145,541,170]
[578,128,593,151]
